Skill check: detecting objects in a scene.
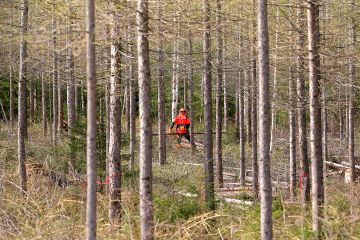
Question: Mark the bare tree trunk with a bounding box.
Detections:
[247,66,252,145]
[108,8,122,223]
[269,7,279,154]
[18,0,29,193]
[157,0,166,165]
[223,37,228,132]
[67,0,76,174]
[127,0,136,172]
[203,0,215,211]
[215,0,223,188]
[58,70,64,134]
[188,31,196,149]
[296,0,310,205]
[85,0,97,238]
[41,68,47,136]
[52,11,58,146]
[289,67,296,201]
[258,0,272,238]
[251,0,259,200]
[307,0,324,234]
[239,28,246,187]
[171,17,179,120]
[30,79,35,123]
[348,0,356,182]
[9,49,15,132]
[137,0,154,238]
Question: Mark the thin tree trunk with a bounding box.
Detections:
[9,50,15,130]
[251,0,259,200]
[307,0,324,234]
[203,0,215,211]
[247,66,252,145]
[157,0,166,165]
[18,0,29,193]
[85,0,97,238]
[239,29,246,187]
[58,70,64,134]
[137,0,154,238]
[41,67,47,136]
[348,0,356,182]
[289,67,296,201]
[52,11,58,146]
[188,31,196,149]
[67,0,76,174]
[215,0,223,188]
[171,17,179,120]
[269,7,279,154]
[258,0,272,238]
[296,0,310,205]
[30,79,35,123]
[108,8,122,222]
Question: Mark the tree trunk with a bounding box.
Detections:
[171,17,179,120]
[269,7,279,154]
[289,67,296,201]
[258,0,272,238]
[137,0,154,238]
[108,8,122,223]
[239,28,246,187]
[251,0,259,200]
[18,0,29,193]
[348,0,356,182]
[52,11,58,146]
[58,70,64,134]
[9,52,15,131]
[41,67,47,136]
[215,0,223,188]
[307,0,324,234]
[157,0,166,165]
[67,0,76,174]
[203,0,215,211]
[296,0,310,205]
[188,31,196,149]
[30,79,35,123]
[85,0,97,238]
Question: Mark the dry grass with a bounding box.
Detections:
[1,124,360,239]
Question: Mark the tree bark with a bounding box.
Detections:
[157,0,166,165]
[348,0,356,182]
[258,0,273,238]
[239,28,246,187]
[307,0,324,234]
[137,0,154,238]
[67,0,76,174]
[251,0,259,200]
[269,7,279,154]
[188,31,196,149]
[52,10,58,146]
[85,0,97,238]
[18,0,29,193]
[171,17,179,120]
[289,67,296,201]
[296,0,310,205]
[41,67,47,136]
[108,8,122,223]
[203,0,215,211]
[30,79,35,123]
[215,0,223,188]
[9,13,15,131]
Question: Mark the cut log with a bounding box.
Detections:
[340,161,360,170]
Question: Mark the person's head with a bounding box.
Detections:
[179,108,187,115]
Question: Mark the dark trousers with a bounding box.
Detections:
[176,133,191,144]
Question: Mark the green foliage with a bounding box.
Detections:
[154,194,199,223]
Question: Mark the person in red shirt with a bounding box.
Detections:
[169,108,191,146]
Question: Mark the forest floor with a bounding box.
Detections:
[1,123,360,239]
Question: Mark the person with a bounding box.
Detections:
[169,108,191,147]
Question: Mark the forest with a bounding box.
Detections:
[0,0,359,239]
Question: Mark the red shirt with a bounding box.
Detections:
[173,114,190,134]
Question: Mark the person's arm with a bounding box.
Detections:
[169,119,176,132]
